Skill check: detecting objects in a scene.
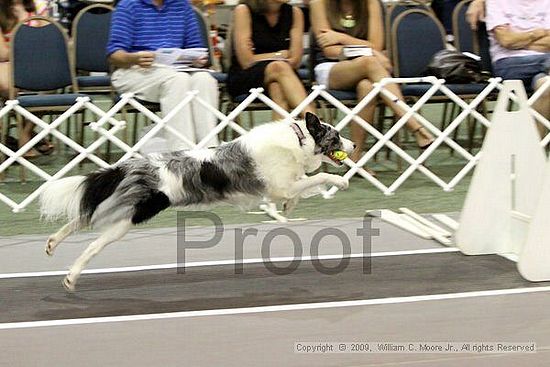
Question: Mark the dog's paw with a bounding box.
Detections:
[283,198,299,216]
[330,176,349,190]
[62,276,76,292]
[45,237,57,256]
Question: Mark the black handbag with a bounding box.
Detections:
[425,49,488,83]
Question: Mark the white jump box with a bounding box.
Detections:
[456,80,550,282]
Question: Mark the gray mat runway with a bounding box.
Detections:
[2,216,550,366]
[2,253,546,323]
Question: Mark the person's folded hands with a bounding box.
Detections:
[133,51,155,68]
[192,55,209,68]
[317,29,342,48]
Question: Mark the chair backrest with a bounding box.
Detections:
[72,4,113,73]
[451,0,492,73]
[391,9,446,77]
[452,0,474,53]
[192,6,214,67]
[475,22,493,73]
[10,16,77,95]
[222,22,233,73]
[385,1,433,57]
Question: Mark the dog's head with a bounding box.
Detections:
[305,112,355,167]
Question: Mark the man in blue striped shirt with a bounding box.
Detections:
[107,0,219,150]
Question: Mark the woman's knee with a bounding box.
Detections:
[356,79,374,94]
[355,55,384,73]
[265,60,294,77]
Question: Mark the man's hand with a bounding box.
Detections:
[133,51,155,68]
[466,0,485,31]
[317,29,342,48]
[192,55,209,68]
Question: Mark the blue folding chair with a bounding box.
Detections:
[452,1,492,73]
[10,17,87,108]
[392,9,489,95]
[392,9,490,151]
[452,0,474,53]
[72,4,113,94]
[8,16,87,179]
[453,2,495,149]
[385,1,433,59]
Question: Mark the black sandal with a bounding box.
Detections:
[413,126,434,150]
[31,132,55,155]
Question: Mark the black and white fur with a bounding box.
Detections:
[40,113,354,291]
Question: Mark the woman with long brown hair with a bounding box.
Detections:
[310,0,434,164]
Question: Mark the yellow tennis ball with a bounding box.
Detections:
[332,150,348,161]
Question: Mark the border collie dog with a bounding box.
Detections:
[40,112,354,291]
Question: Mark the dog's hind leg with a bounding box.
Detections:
[46,218,83,256]
[63,219,132,292]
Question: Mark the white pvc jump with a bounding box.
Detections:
[456,80,550,282]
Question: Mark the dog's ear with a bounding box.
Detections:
[305,112,322,139]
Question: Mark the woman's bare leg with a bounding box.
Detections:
[0,62,9,99]
[268,81,290,120]
[1,62,39,155]
[264,61,315,116]
[329,56,433,147]
[351,79,377,162]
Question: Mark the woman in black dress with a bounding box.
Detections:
[228,0,315,117]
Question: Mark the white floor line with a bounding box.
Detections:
[0,247,459,279]
[1,285,550,330]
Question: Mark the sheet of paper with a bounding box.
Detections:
[343,46,372,58]
[154,48,209,66]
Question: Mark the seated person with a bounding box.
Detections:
[310,0,434,165]
[1,0,51,156]
[466,0,485,30]
[485,0,549,134]
[227,0,315,119]
[107,0,219,151]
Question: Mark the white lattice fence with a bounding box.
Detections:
[0,77,548,213]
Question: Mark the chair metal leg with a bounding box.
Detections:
[247,110,255,130]
[449,103,459,156]
[0,115,7,182]
[441,102,449,131]
[16,114,26,183]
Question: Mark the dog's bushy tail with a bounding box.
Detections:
[40,166,127,225]
[40,175,87,222]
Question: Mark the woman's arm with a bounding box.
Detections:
[466,0,485,30]
[494,26,547,50]
[286,6,304,69]
[0,36,9,62]
[527,31,550,52]
[233,4,289,69]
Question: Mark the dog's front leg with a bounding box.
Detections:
[283,196,300,216]
[287,172,348,198]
